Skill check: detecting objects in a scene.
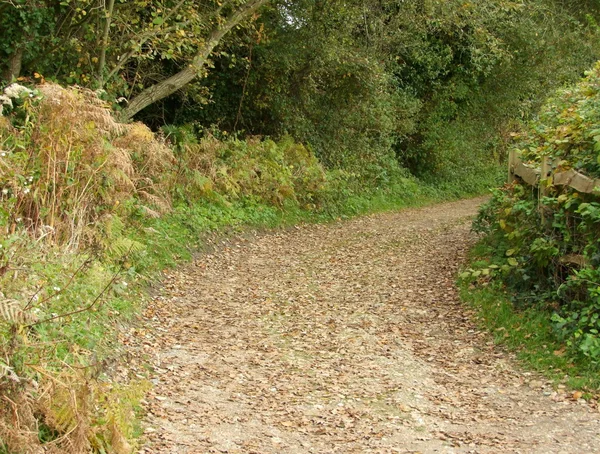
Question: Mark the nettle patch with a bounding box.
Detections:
[467,63,600,363]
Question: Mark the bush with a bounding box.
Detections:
[471,63,600,362]
[173,134,328,208]
[0,83,174,249]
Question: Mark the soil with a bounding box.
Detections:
[132,197,600,453]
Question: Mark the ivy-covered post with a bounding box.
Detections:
[539,155,551,222]
[508,149,517,183]
[540,156,551,196]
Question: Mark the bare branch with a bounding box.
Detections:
[24,258,92,311]
[26,245,132,328]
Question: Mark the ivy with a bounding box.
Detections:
[472,63,600,363]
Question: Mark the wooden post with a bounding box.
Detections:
[508,149,516,184]
[539,156,551,223]
[540,156,551,196]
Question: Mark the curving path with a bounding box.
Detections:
[134,198,599,454]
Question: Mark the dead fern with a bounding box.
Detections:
[0,385,41,454]
[37,376,92,454]
[0,299,27,325]
[3,83,175,251]
[38,85,126,138]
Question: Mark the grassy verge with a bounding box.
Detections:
[459,242,600,395]
[130,177,448,273]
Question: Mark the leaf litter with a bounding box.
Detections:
[128,197,600,453]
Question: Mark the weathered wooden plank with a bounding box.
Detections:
[553,170,600,194]
[559,254,589,268]
[514,161,540,186]
[509,151,600,195]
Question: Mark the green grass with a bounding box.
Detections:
[460,244,600,394]
[128,177,449,274]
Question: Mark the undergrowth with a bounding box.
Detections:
[460,242,600,394]
[461,63,600,392]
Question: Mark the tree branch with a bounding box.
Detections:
[105,21,190,84]
[104,0,189,85]
[121,0,269,120]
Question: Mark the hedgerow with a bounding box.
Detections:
[469,63,600,363]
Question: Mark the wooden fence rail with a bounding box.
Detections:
[508,151,598,266]
[508,150,600,195]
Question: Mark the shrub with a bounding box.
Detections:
[471,63,600,362]
[174,134,328,208]
[0,83,174,250]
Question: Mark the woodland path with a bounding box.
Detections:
[133,197,600,454]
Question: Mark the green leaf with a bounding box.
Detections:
[507,258,518,267]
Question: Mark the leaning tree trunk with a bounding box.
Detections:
[3,46,24,82]
[120,48,212,120]
[120,0,268,120]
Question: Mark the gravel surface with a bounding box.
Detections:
[134,197,600,453]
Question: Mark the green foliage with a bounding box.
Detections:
[516,63,600,178]
[459,276,600,391]
[157,0,600,193]
[0,0,55,77]
[0,0,266,111]
[470,64,600,364]
[245,37,414,177]
[168,0,419,182]
[399,0,600,185]
[174,135,328,207]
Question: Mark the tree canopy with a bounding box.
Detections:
[1,0,269,118]
[2,0,600,183]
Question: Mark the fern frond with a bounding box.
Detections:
[0,299,33,324]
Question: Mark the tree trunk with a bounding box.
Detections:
[120,0,268,120]
[97,0,116,88]
[3,46,24,82]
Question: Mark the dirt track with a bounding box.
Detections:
[135,198,600,453]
